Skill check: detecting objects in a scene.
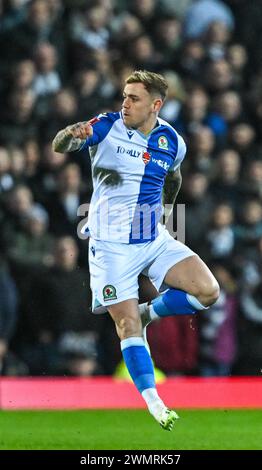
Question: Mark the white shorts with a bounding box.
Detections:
[89,227,195,313]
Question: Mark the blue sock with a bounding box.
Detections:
[121,337,155,393]
[152,288,208,317]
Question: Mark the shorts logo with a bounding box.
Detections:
[142,151,151,165]
[158,136,168,149]
[103,285,117,301]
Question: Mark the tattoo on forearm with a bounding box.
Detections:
[52,129,83,153]
[163,169,182,206]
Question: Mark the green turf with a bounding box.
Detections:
[0,409,261,450]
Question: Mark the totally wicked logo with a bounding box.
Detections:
[117,146,141,158]
[142,151,151,165]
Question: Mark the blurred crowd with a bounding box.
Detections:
[0,0,262,378]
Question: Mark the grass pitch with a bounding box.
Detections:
[0,409,261,450]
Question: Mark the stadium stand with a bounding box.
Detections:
[0,0,262,378]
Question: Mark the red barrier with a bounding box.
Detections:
[0,377,261,410]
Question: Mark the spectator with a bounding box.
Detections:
[153,15,182,67]
[178,172,214,258]
[23,139,41,180]
[46,162,91,237]
[199,263,238,376]
[1,185,35,249]
[177,39,205,80]
[187,125,216,175]
[0,88,37,146]
[229,122,257,162]
[6,203,54,271]
[159,71,186,123]
[241,160,262,200]
[175,86,226,140]
[203,20,232,61]
[226,43,248,89]
[111,12,144,49]
[126,34,160,71]
[0,147,14,197]
[234,199,262,254]
[147,315,199,376]
[128,0,158,35]
[183,0,234,39]
[33,42,61,97]
[0,259,22,375]
[236,281,262,375]
[71,4,110,52]
[15,236,103,375]
[210,149,242,208]
[206,202,235,260]
[9,146,26,185]
[40,88,78,142]
[9,59,36,92]
[0,0,60,67]
[204,58,234,94]
[0,0,261,377]
[213,90,243,126]
[29,140,67,203]
[74,68,105,120]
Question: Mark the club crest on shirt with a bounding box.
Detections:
[103,285,117,301]
[158,135,168,149]
[142,151,151,165]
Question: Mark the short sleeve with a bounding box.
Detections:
[80,112,120,150]
[169,134,186,172]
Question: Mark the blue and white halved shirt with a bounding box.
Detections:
[80,112,186,244]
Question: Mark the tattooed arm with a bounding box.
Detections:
[162,167,182,221]
[52,121,93,153]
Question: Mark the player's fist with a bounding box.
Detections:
[66,121,93,139]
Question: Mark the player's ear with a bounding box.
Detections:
[153,98,163,113]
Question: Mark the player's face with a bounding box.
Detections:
[122,83,160,130]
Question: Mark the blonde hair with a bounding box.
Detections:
[125,70,168,101]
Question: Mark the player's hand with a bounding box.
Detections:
[66,121,93,139]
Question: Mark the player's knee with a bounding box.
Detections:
[117,316,142,339]
[197,279,220,307]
